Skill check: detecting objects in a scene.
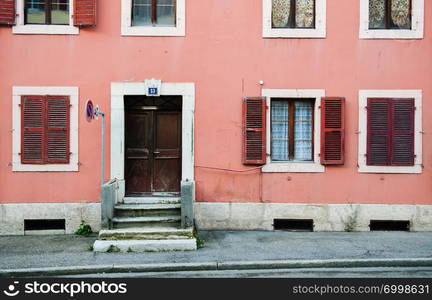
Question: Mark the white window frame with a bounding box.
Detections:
[263,0,326,38]
[359,0,424,39]
[121,0,185,36]
[358,89,422,174]
[261,89,325,173]
[13,0,78,35]
[12,86,79,172]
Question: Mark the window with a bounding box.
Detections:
[21,95,70,164]
[369,0,411,30]
[261,89,325,173]
[132,0,176,27]
[359,0,424,39]
[25,0,70,25]
[122,0,185,36]
[272,0,315,29]
[358,90,422,174]
[263,0,326,38]
[12,86,79,172]
[271,99,314,162]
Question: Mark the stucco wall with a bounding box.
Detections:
[0,0,431,207]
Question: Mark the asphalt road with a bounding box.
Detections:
[62,267,432,278]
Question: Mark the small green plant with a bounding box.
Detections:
[127,247,133,253]
[344,205,359,232]
[107,245,120,253]
[195,235,205,249]
[87,244,94,251]
[75,220,93,236]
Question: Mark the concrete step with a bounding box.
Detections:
[112,216,181,229]
[114,204,181,217]
[93,239,197,253]
[98,227,194,240]
[123,197,181,205]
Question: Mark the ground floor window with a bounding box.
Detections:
[25,0,70,25]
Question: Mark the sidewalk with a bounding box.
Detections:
[0,231,431,276]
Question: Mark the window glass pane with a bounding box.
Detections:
[391,0,411,29]
[271,101,289,161]
[295,0,315,28]
[132,0,152,26]
[272,0,290,28]
[156,0,175,26]
[26,0,46,24]
[369,0,386,29]
[51,0,69,25]
[294,101,313,161]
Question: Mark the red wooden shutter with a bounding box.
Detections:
[391,98,415,166]
[21,96,45,164]
[367,98,391,166]
[243,97,266,165]
[74,0,96,27]
[320,97,345,165]
[0,0,16,25]
[46,96,70,164]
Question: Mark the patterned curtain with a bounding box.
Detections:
[369,0,386,29]
[272,0,290,28]
[294,101,313,161]
[271,101,289,161]
[391,0,410,29]
[296,0,315,28]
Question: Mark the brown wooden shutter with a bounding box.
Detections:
[21,96,45,164]
[0,0,16,25]
[391,98,415,166]
[320,97,345,165]
[74,0,96,27]
[45,96,70,164]
[243,97,266,165]
[367,98,391,166]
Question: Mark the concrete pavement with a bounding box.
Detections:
[0,231,431,277]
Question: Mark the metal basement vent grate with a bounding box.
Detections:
[273,219,314,232]
[369,220,410,231]
[24,219,66,231]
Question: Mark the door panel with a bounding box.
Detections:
[125,109,181,195]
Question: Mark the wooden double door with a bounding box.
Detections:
[125,107,182,195]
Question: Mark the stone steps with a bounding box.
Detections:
[93,239,197,253]
[112,216,181,229]
[98,227,194,240]
[123,197,181,205]
[114,204,181,217]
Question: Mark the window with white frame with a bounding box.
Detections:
[12,86,79,172]
[262,89,325,173]
[359,0,424,39]
[263,0,326,38]
[358,90,422,174]
[121,0,185,36]
[13,0,78,34]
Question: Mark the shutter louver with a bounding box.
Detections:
[0,0,16,25]
[21,96,45,164]
[391,98,414,166]
[367,98,391,166]
[243,97,266,165]
[74,0,96,27]
[320,97,345,165]
[46,96,70,163]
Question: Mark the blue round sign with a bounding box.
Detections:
[85,99,94,122]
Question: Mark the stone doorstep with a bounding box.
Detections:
[112,216,181,223]
[98,227,194,240]
[123,197,181,205]
[93,239,197,253]
[114,204,181,210]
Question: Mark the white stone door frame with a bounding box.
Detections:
[110,82,195,200]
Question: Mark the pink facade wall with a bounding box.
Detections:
[1,0,431,205]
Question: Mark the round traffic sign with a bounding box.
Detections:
[85,99,94,122]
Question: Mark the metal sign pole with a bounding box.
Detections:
[99,111,105,187]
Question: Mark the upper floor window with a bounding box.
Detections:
[132,0,176,27]
[272,0,315,29]
[263,0,326,38]
[369,0,411,30]
[122,0,185,36]
[359,0,423,39]
[25,0,70,25]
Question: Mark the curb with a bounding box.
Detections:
[1,258,432,278]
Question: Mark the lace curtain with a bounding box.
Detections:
[369,0,410,29]
[272,0,315,28]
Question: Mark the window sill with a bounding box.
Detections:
[360,29,423,39]
[262,162,325,173]
[121,25,185,37]
[358,165,422,174]
[12,159,78,172]
[263,28,326,38]
[12,24,79,35]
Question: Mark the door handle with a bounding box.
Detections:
[153,151,161,154]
